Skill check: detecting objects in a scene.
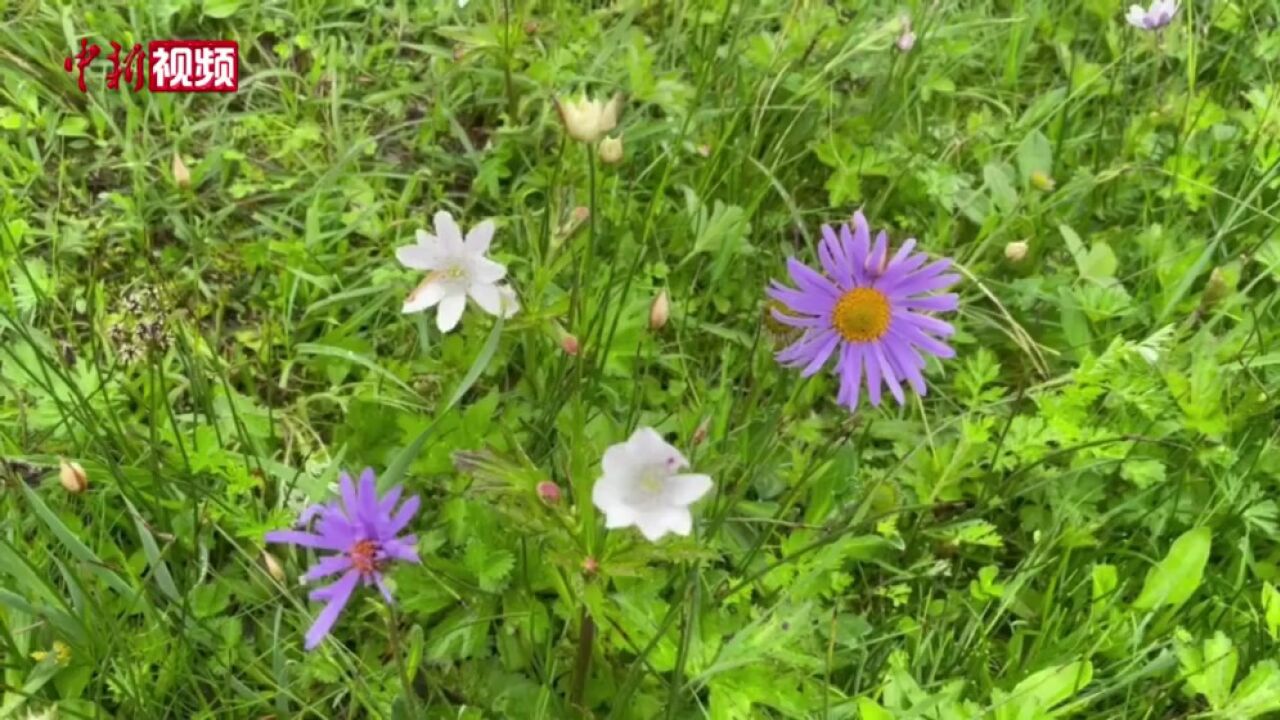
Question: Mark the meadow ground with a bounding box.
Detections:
[2,0,1280,718]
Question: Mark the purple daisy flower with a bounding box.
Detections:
[265,468,420,650]
[767,211,959,410]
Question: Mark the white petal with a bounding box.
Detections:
[396,244,440,271]
[465,219,496,255]
[433,211,465,254]
[468,282,502,315]
[436,291,466,332]
[666,474,713,506]
[635,507,691,541]
[415,229,436,246]
[402,277,447,313]
[1125,5,1147,26]
[627,427,688,471]
[603,504,636,529]
[497,285,520,318]
[592,471,630,513]
[471,256,507,284]
[601,443,641,486]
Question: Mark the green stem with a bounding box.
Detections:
[569,606,596,713]
[388,606,419,717]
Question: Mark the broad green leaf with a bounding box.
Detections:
[1263,582,1280,640]
[203,0,242,18]
[984,162,1019,214]
[993,660,1093,720]
[1079,241,1118,283]
[1133,527,1212,610]
[1016,130,1054,184]
[1226,660,1280,718]
[1178,632,1238,710]
[856,697,894,720]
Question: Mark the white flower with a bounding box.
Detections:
[554,92,624,144]
[396,211,518,332]
[591,427,713,542]
[1126,0,1178,30]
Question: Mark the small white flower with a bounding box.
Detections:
[396,211,517,332]
[1126,0,1178,30]
[554,92,624,144]
[591,427,713,542]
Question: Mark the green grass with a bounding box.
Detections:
[2,0,1280,718]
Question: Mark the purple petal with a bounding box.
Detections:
[786,258,841,300]
[873,343,905,405]
[819,225,853,288]
[901,311,956,337]
[901,294,958,312]
[836,344,863,409]
[777,329,837,366]
[358,468,378,526]
[864,343,883,406]
[382,537,421,564]
[891,324,955,359]
[339,472,358,522]
[265,529,348,551]
[800,332,841,377]
[302,554,354,582]
[298,503,329,526]
[378,485,404,515]
[845,214,871,286]
[770,308,827,329]
[387,495,421,536]
[767,282,833,316]
[889,238,917,266]
[304,570,361,650]
[886,340,927,396]
[874,251,930,290]
[867,231,888,277]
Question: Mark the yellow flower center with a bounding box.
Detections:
[832,288,892,342]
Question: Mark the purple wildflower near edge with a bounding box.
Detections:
[265,468,420,650]
[767,211,959,410]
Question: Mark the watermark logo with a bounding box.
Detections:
[63,39,239,93]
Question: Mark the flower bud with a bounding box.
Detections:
[692,417,710,446]
[696,143,711,158]
[452,44,466,62]
[581,556,599,577]
[1004,241,1029,263]
[172,151,191,188]
[896,30,916,52]
[58,458,87,494]
[536,481,562,505]
[649,289,670,331]
[598,135,624,165]
[554,92,624,143]
[1201,266,1230,309]
[262,551,286,583]
[1030,170,1056,192]
[561,333,581,356]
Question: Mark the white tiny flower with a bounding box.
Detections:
[396,211,517,332]
[554,92,624,144]
[591,427,713,542]
[1126,0,1178,30]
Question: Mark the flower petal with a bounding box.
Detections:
[436,292,466,333]
[465,219,495,255]
[387,495,420,537]
[635,507,691,541]
[468,282,503,315]
[837,344,863,409]
[799,331,840,378]
[304,570,361,650]
[471,256,507,284]
[339,472,358,522]
[265,529,348,551]
[403,277,448,314]
[786,258,841,300]
[627,427,687,470]
[873,342,905,405]
[396,244,441,271]
[433,211,464,254]
[666,474,713,505]
[302,554,354,582]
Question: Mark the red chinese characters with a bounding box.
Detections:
[62,39,239,93]
[148,41,239,93]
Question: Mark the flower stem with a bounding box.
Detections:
[568,606,595,713]
[387,606,419,716]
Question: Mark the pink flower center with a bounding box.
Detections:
[348,539,382,574]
